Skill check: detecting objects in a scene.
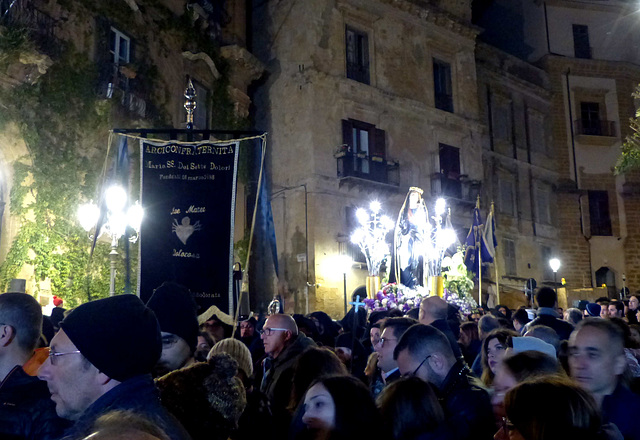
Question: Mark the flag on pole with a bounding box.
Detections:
[464,206,483,278]
[481,208,497,263]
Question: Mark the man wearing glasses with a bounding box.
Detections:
[394,324,495,440]
[38,295,190,440]
[372,317,417,397]
[259,313,315,435]
[0,292,69,440]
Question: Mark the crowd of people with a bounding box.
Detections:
[1,283,640,440]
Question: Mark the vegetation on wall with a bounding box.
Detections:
[0,0,247,305]
[616,85,640,174]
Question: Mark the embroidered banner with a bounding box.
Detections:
[139,140,239,314]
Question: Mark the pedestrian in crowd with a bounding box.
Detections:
[237,316,265,365]
[419,296,462,359]
[81,410,170,440]
[599,301,610,319]
[524,325,560,356]
[626,295,639,324]
[569,318,640,440]
[377,376,446,440]
[37,295,191,440]
[524,287,574,341]
[156,353,246,440]
[371,317,417,397]
[394,324,495,440]
[0,292,70,440]
[458,321,481,366]
[565,307,584,326]
[195,331,214,362]
[198,305,234,344]
[334,332,367,381]
[608,317,640,377]
[494,305,511,321]
[307,311,340,348]
[586,302,602,318]
[146,282,199,378]
[259,313,315,436]
[491,350,564,424]
[295,375,390,440]
[511,308,530,335]
[471,315,501,377]
[480,329,518,386]
[608,301,625,319]
[498,376,605,440]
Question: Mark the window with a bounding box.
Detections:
[499,178,516,216]
[346,26,369,84]
[536,186,551,225]
[493,101,511,142]
[573,24,591,59]
[109,27,131,90]
[580,102,601,135]
[345,207,366,264]
[192,80,210,130]
[340,119,387,183]
[541,245,553,281]
[438,144,461,198]
[528,110,547,153]
[433,59,453,113]
[503,238,517,276]
[588,190,612,236]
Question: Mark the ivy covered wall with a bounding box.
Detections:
[0,0,253,306]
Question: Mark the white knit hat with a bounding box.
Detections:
[208,338,254,378]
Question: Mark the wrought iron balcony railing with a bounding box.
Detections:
[336,151,399,186]
[0,0,58,56]
[574,119,616,137]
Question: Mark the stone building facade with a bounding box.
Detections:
[478,0,640,299]
[252,0,484,316]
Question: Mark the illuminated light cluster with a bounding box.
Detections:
[351,200,393,276]
[426,198,457,278]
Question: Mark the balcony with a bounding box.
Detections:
[574,119,618,146]
[336,151,399,188]
[0,0,59,57]
[430,173,481,205]
[99,63,147,119]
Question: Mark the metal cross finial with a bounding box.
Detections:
[184,78,197,130]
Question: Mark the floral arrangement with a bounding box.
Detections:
[363,283,427,312]
[442,250,477,317]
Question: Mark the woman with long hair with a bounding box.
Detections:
[480,328,518,386]
[295,375,390,440]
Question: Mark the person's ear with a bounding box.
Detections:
[613,353,627,376]
[0,324,16,347]
[430,352,445,373]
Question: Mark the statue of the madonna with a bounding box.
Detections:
[394,187,429,288]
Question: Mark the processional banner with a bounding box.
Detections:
[139,139,239,314]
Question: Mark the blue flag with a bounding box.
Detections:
[257,171,279,277]
[464,207,483,278]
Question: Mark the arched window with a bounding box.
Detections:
[595,267,616,299]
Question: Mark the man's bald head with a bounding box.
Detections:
[266,314,298,335]
[419,296,448,325]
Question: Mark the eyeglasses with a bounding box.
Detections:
[377,337,397,347]
[404,354,431,377]
[258,327,289,336]
[48,349,82,366]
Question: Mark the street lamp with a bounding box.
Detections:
[78,184,143,296]
[549,258,561,294]
[334,255,353,315]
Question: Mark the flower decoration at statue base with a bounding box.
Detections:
[441,249,477,317]
[363,283,429,312]
[351,201,394,277]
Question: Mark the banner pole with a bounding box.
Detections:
[492,203,500,305]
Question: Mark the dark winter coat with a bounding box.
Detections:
[61,374,191,440]
[0,365,70,440]
[438,360,495,440]
[524,308,574,341]
[602,383,640,440]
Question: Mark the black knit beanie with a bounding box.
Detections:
[60,294,162,382]
[146,281,199,352]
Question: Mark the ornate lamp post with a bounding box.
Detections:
[549,258,561,295]
[78,185,143,296]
